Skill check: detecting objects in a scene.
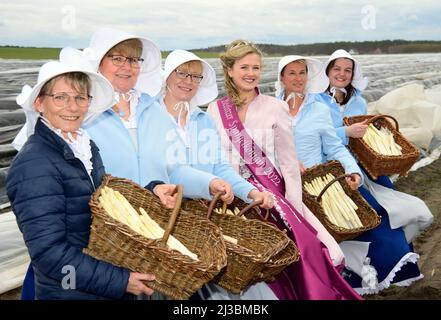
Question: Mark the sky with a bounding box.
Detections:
[1,0,440,50]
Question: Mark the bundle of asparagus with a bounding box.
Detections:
[363,123,402,156]
[98,186,198,260]
[213,205,242,217]
[304,174,364,230]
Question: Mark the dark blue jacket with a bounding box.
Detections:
[6,118,130,300]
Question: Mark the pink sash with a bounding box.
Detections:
[216,96,316,234]
[217,96,362,300]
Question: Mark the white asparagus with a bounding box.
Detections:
[363,123,402,156]
[99,186,199,260]
[223,234,238,245]
[305,174,363,229]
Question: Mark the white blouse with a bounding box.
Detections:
[41,117,94,180]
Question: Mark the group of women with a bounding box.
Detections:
[6,27,433,300]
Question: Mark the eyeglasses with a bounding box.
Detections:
[174,69,204,84]
[44,92,92,108]
[107,55,144,68]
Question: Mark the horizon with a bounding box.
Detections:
[1,39,441,51]
[0,1,440,50]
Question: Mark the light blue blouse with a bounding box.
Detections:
[277,92,363,179]
[316,90,368,145]
[84,92,215,199]
[162,102,255,203]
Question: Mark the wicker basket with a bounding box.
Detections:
[302,161,381,242]
[233,200,300,283]
[181,194,292,293]
[253,239,299,283]
[182,196,268,221]
[343,114,420,179]
[84,175,228,300]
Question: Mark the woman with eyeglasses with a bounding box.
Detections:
[7,48,155,299]
[206,40,361,300]
[82,28,232,206]
[160,49,276,299]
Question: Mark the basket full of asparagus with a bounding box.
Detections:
[84,175,228,300]
[343,114,420,179]
[181,195,298,294]
[302,161,381,242]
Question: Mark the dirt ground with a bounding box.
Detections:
[1,156,441,300]
[365,156,441,300]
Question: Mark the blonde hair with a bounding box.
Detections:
[220,40,263,108]
[177,60,203,74]
[39,72,91,96]
[106,38,143,58]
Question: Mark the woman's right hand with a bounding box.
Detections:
[209,178,234,204]
[345,120,368,138]
[126,272,155,296]
[247,189,274,209]
[345,173,361,190]
[153,184,178,209]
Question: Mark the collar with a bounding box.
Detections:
[330,87,347,102]
[106,91,155,118]
[239,87,261,107]
[34,117,76,161]
[284,91,305,109]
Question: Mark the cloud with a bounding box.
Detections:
[0,0,440,50]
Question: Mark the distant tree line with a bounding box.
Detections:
[190,40,441,55]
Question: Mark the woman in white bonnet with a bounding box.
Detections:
[316,49,433,294]
[6,48,155,299]
[160,49,276,299]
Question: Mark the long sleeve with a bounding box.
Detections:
[208,97,304,210]
[333,93,368,145]
[336,126,349,145]
[7,156,129,299]
[319,105,364,184]
[169,165,215,200]
[211,123,255,203]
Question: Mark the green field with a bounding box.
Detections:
[0,46,222,60]
[0,47,61,60]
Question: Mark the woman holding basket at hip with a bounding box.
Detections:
[313,49,432,293]
[12,27,227,300]
[7,48,155,299]
[160,49,276,299]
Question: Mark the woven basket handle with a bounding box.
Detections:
[206,191,226,220]
[237,200,270,221]
[316,174,353,203]
[160,184,183,246]
[366,114,399,131]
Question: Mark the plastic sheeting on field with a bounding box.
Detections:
[0,168,9,205]
[0,210,30,295]
[369,84,441,151]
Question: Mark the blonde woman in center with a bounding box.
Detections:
[206,40,361,300]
